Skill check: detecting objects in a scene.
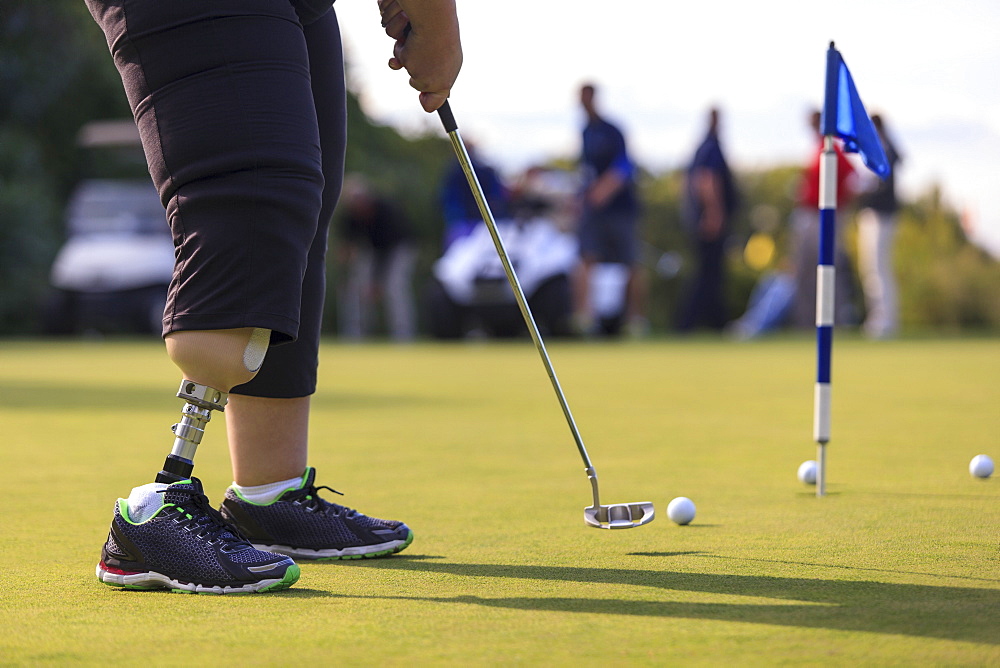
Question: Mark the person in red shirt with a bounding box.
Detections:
[788,109,859,329]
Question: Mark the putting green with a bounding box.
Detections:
[0,336,997,665]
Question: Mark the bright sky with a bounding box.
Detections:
[333,0,1000,257]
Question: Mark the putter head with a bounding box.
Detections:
[584,502,655,529]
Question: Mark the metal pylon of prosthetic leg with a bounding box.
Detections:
[155,380,228,484]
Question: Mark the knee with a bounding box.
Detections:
[165,327,271,391]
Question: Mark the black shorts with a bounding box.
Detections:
[87,0,346,397]
[578,208,638,265]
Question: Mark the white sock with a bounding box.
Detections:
[126,482,169,523]
[232,474,304,505]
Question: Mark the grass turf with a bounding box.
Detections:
[0,335,997,665]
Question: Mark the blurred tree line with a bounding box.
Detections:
[2,2,997,336]
[0,1,127,333]
[0,1,455,335]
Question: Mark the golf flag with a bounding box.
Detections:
[822,42,890,178]
[812,43,888,496]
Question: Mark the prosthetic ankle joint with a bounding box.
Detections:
[155,380,229,483]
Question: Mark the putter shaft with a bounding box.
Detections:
[437,102,654,530]
[437,101,594,475]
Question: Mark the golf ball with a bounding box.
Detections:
[797,460,818,485]
[969,454,994,479]
[667,497,696,525]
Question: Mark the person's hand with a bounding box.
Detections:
[586,171,625,210]
[378,0,409,41]
[693,169,725,241]
[381,0,462,112]
[699,210,724,241]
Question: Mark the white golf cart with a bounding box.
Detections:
[44,121,174,335]
[424,167,629,339]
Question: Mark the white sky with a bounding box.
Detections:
[333,0,1000,257]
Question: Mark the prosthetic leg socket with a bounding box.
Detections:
[155,380,229,483]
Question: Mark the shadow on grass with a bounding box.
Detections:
[341,558,1000,644]
[689,553,1000,584]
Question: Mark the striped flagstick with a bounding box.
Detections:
[814,135,837,497]
[815,42,891,497]
[815,42,841,498]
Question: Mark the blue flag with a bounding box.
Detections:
[821,43,890,178]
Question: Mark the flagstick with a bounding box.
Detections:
[814,135,837,498]
[812,41,890,499]
[813,41,842,499]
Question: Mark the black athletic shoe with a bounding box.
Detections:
[96,477,300,594]
[219,467,414,560]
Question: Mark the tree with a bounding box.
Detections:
[0,3,995,336]
[0,1,129,332]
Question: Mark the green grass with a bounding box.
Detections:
[1,335,998,665]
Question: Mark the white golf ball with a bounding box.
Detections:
[667,497,696,525]
[797,460,818,485]
[969,454,994,479]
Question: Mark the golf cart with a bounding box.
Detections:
[44,121,173,335]
[424,168,580,339]
[424,167,635,339]
[425,216,577,339]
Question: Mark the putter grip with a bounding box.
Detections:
[437,100,457,133]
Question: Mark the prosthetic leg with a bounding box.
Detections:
[155,381,229,483]
[154,327,270,483]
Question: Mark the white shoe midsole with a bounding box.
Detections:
[254,536,408,559]
[96,564,283,594]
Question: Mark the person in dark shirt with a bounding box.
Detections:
[339,176,418,341]
[572,82,645,336]
[677,107,738,332]
[855,114,903,339]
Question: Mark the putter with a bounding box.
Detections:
[436,101,654,530]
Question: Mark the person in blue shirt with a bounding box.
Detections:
[677,107,739,332]
[572,83,645,336]
[440,141,510,249]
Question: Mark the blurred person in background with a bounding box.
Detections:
[855,113,903,339]
[440,140,510,250]
[338,175,418,341]
[676,107,739,333]
[572,82,646,337]
[789,109,858,329]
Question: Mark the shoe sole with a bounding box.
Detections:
[95,562,300,594]
[252,529,414,561]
